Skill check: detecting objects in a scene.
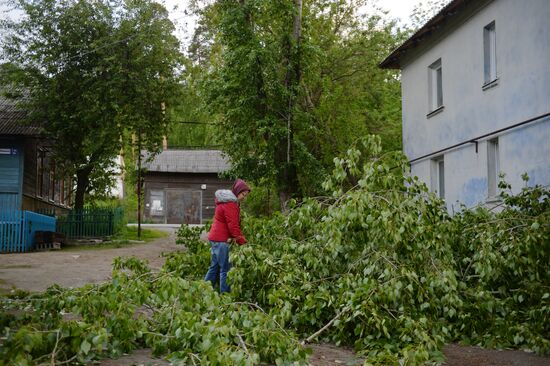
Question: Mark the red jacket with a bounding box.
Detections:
[208,193,247,245]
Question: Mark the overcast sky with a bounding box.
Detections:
[162,0,424,46]
[1,0,424,47]
[376,0,424,23]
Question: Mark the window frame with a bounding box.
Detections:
[36,148,45,197]
[483,21,497,87]
[428,58,444,115]
[63,179,72,206]
[487,138,500,198]
[49,161,56,202]
[431,156,445,199]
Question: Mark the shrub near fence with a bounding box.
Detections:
[56,207,124,239]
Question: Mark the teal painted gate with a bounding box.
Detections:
[0,209,56,253]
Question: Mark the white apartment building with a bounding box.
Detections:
[381,0,550,211]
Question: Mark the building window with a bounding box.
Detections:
[50,161,56,201]
[428,59,443,113]
[42,155,50,200]
[483,21,497,85]
[487,138,500,198]
[36,149,45,197]
[63,179,72,206]
[54,178,61,203]
[431,156,445,199]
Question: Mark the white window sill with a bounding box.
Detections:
[427,106,445,118]
[482,78,499,91]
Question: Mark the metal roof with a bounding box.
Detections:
[142,149,231,173]
[380,0,491,69]
[0,95,42,136]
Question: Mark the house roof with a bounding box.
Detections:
[142,149,231,174]
[0,94,42,136]
[380,0,490,69]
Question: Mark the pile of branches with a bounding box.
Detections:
[1,136,548,365]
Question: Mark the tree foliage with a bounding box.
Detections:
[188,0,405,206]
[0,0,183,209]
[410,0,453,30]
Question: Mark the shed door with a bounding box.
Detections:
[166,190,202,224]
[149,190,165,217]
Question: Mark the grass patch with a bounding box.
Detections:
[0,265,33,270]
[0,279,11,295]
[119,226,169,241]
[62,227,169,251]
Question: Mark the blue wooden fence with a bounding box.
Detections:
[0,209,56,253]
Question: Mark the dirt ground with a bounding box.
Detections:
[1,227,548,366]
[0,228,182,293]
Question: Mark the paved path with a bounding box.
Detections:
[0,227,181,293]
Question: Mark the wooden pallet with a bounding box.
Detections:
[35,241,61,251]
[34,231,65,251]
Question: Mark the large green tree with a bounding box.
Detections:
[0,0,183,209]
[191,0,405,207]
[165,58,220,148]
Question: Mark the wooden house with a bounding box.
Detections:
[0,96,71,214]
[141,149,233,224]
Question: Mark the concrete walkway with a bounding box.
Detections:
[0,227,181,293]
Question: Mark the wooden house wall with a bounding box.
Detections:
[20,138,69,214]
[143,172,233,223]
[22,138,37,199]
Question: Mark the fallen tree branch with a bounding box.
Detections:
[237,333,249,354]
[232,301,289,337]
[50,329,61,366]
[302,305,350,345]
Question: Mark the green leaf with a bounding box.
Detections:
[80,340,91,355]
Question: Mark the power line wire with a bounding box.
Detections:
[173,121,219,125]
[0,32,141,74]
[167,144,223,149]
[1,11,181,66]
[54,33,140,63]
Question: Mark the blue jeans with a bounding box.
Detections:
[204,241,231,293]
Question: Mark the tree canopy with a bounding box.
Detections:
[186,0,406,207]
[0,0,184,209]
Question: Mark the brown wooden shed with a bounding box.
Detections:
[141,149,233,224]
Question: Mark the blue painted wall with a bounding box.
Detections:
[0,141,23,209]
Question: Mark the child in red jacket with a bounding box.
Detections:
[204,179,250,293]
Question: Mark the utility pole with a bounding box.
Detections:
[137,131,142,240]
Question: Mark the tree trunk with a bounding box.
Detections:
[278,0,302,211]
[74,166,92,211]
[279,190,292,212]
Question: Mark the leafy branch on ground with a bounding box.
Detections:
[1,136,548,365]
